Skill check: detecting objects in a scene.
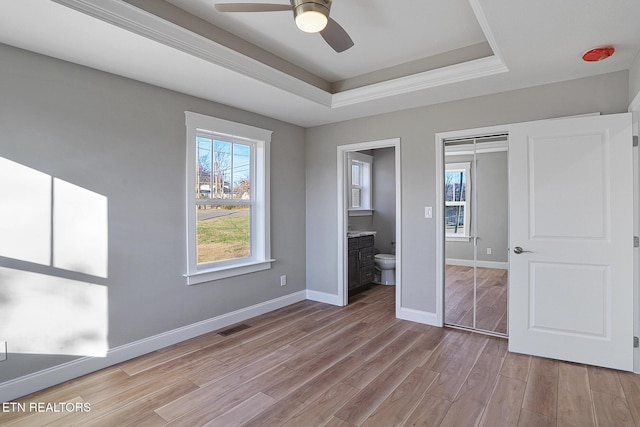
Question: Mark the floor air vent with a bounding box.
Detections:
[218,323,251,336]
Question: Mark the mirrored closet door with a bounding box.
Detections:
[444,135,509,336]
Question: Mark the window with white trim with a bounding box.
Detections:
[185,112,272,284]
[348,152,372,216]
[445,162,471,240]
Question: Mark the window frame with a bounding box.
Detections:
[347,152,373,216]
[445,161,472,241]
[185,111,273,284]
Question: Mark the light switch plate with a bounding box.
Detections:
[0,341,6,362]
[425,207,433,218]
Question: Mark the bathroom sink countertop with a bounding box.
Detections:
[347,231,377,238]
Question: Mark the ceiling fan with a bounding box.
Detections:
[214,0,354,53]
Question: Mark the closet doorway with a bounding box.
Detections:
[442,134,508,336]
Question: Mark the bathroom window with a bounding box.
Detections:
[185,112,272,284]
[445,162,471,240]
[348,152,373,216]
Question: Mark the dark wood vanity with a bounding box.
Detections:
[348,234,375,296]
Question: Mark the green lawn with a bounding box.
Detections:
[197,213,250,263]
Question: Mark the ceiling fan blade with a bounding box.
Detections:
[320,17,354,53]
[215,3,292,12]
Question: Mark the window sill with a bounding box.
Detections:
[185,259,275,285]
[348,209,374,217]
[446,236,472,242]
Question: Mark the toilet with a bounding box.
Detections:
[374,254,396,285]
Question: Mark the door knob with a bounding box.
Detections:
[513,246,532,254]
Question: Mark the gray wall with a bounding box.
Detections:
[630,51,640,105]
[372,147,396,255]
[0,44,306,383]
[445,150,508,263]
[306,71,629,313]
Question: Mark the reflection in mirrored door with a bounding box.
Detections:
[444,135,509,336]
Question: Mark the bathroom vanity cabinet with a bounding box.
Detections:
[348,234,375,296]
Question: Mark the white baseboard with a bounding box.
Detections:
[396,306,439,326]
[305,290,342,306]
[0,290,306,402]
[446,258,508,270]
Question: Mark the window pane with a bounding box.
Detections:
[197,137,212,199]
[445,205,465,234]
[445,171,466,202]
[212,140,232,199]
[352,188,361,208]
[197,204,250,263]
[232,143,251,200]
[352,163,361,186]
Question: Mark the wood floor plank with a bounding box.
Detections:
[516,408,556,427]
[155,364,289,424]
[76,379,198,427]
[478,375,526,426]
[282,355,365,405]
[202,392,277,427]
[501,351,531,381]
[439,395,486,427]
[280,382,359,427]
[522,357,558,419]
[263,338,367,401]
[453,351,504,405]
[348,321,412,360]
[343,330,421,390]
[618,370,640,424]
[421,328,471,372]
[425,332,489,401]
[119,329,227,375]
[239,393,309,426]
[402,394,451,427]
[190,344,299,387]
[587,365,625,397]
[591,390,634,427]
[557,362,595,427]
[334,333,434,425]
[360,367,438,427]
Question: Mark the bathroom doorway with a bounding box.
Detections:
[336,138,401,312]
[441,134,509,337]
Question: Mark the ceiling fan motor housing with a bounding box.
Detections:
[292,0,331,32]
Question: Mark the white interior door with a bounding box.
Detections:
[509,113,634,371]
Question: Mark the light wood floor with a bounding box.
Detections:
[4,285,640,426]
[445,265,508,335]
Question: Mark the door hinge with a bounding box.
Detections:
[634,336,639,348]
[635,236,639,248]
[634,136,639,147]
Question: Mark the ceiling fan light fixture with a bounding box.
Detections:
[294,2,329,33]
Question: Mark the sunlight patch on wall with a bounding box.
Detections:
[0,156,110,357]
[0,157,108,278]
[53,178,108,278]
[0,267,108,357]
[0,157,51,265]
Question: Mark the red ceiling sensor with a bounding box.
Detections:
[582,47,615,62]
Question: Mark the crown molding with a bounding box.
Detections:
[51,0,509,110]
[331,55,508,108]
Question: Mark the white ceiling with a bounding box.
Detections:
[0,0,639,127]
[164,0,488,82]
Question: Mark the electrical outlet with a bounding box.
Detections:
[280,275,287,286]
[0,341,6,362]
[487,248,492,255]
